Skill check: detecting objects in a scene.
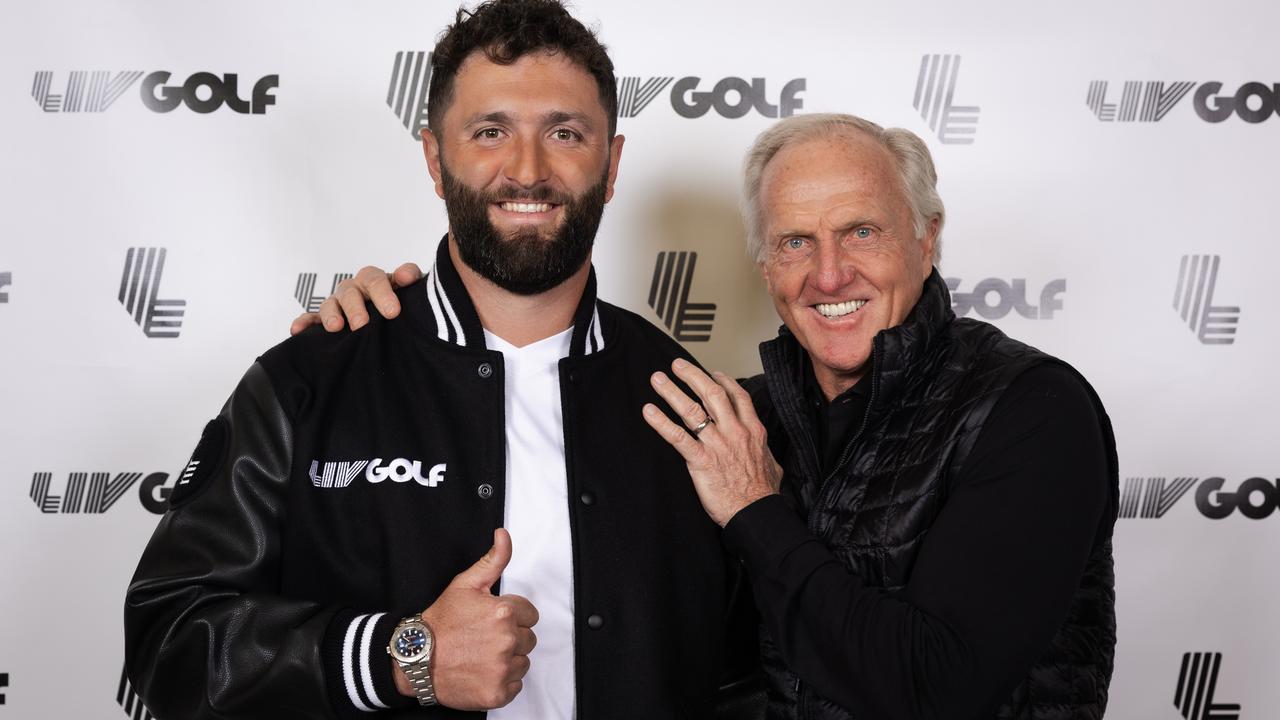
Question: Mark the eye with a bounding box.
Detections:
[474,127,504,140]
[551,128,582,142]
[853,227,872,239]
[785,237,806,250]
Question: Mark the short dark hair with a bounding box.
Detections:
[427,0,618,136]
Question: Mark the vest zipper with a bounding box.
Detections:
[806,338,883,534]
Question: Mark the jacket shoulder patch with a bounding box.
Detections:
[169,417,228,509]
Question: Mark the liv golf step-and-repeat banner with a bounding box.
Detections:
[2,0,1277,717]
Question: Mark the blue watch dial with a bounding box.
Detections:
[396,627,427,656]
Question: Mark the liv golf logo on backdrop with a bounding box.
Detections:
[618,76,805,119]
[913,54,980,144]
[1173,255,1239,345]
[119,248,185,338]
[946,278,1065,320]
[0,271,10,303]
[648,251,716,342]
[384,53,804,130]
[1087,80,1280,123]
[0,672,7,705]
[1175,652,1240,720]
[386,51,432,138]
[1120,476,1279,520]
[31,70,277,114]
[29,471,175,515]
[117,664,153,720]
[295,272,354,312]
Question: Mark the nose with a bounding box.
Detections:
[811,239,855,294]
[504,135,550,189]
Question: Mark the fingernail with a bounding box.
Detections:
[324,318,338,330]
[673,359,688,370]
[652,372,667,385]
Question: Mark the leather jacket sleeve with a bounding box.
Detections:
[124,362,383,719]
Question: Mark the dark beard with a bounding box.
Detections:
[441,165,608,296]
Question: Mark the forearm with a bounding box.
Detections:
[724,497,967,718]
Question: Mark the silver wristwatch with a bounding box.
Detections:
[388,615,437,707]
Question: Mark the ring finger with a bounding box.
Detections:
[650,372,715,434]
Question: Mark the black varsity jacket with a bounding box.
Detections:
[124,239,750,719]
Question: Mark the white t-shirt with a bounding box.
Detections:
[484,327,576,720]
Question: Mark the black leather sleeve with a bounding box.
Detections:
[124,362,343,719]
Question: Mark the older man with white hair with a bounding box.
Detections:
[304,113,1118,720]
[642,113,1118,720]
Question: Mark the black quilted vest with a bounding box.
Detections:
[748,270,1118,720]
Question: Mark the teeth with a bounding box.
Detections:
[500,202,552,213]
[815,300,867,318]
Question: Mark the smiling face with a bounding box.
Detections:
[423,49,624,294]
[758,131,937,398]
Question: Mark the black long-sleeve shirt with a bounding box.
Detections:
[722,363,1110,718]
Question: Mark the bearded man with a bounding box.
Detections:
[124,2,754,718]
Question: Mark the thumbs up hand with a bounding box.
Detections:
[394,528,539,710]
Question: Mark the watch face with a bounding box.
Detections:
[393,623,431,662]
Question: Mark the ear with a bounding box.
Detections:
[422,128,445,200]
[604,134,625,203]
[919,216,940,278]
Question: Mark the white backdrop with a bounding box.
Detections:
[1,1,1277,717]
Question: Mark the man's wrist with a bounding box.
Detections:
[388,614,438,706]
[391,658,413,697]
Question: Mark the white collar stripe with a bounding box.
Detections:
[432,263,467,347]
[424,269,449,343]
[590,305,605,353]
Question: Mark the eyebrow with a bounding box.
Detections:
[770,218,876,241]
[545,110,596,129]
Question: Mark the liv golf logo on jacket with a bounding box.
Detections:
[118,248,185,338]
[946,277,1065,320]
[913,54,980,144]
[1173,255,1239,345]
[31,70,277,114]
[1175,652,1240,720]
[309,458,446,488]
[617,75,805,119]
[1120,476,1278,520]
[1087,79,1280,123]
[386,51,432,138]
[648,251,716,342]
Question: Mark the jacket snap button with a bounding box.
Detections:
[568,370,578,383]
[579,491,595,506]
[477,362,493,379]
[477,483,494,499]
[586,614,604,630]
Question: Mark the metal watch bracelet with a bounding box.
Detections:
[404,658,437,707]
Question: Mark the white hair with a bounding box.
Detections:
[741,113,945,264]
